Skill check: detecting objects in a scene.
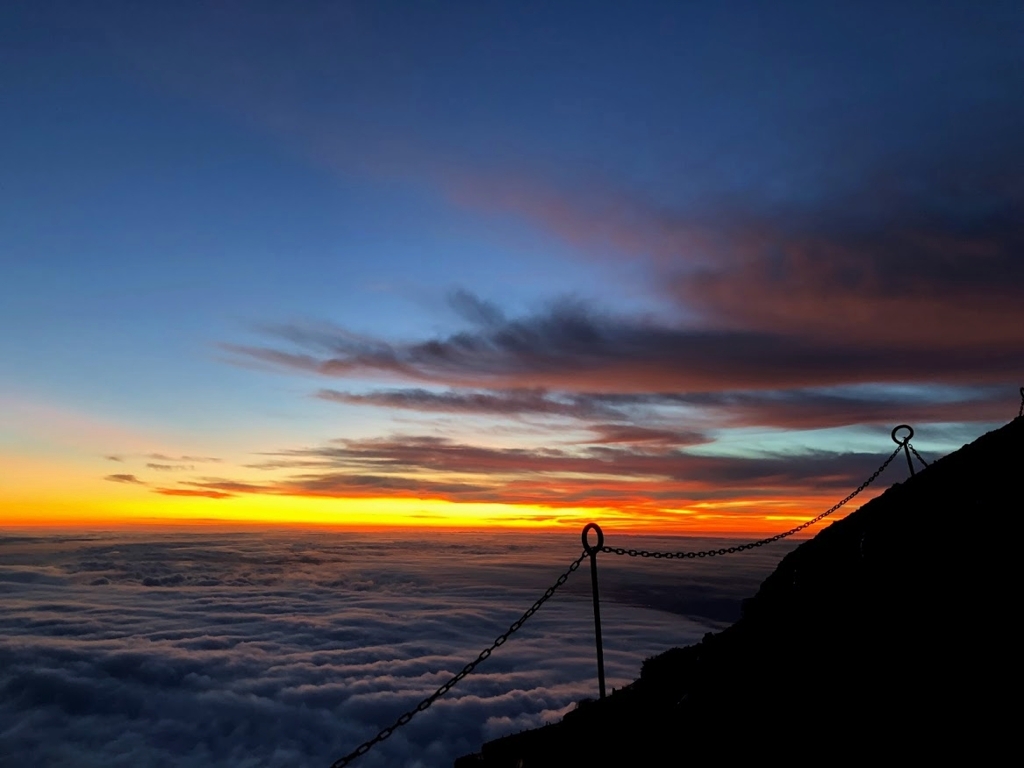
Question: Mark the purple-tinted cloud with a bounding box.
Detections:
[228,293,1023,394]
[316,387,622,420]
[318,383,1014,432]
[583,424,708,446]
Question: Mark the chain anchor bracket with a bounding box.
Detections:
[582,522,606,700]
[891,424,918,476]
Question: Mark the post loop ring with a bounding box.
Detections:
[891,424,914,445]
[581,522,604,555]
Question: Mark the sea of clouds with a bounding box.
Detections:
[0,529,794,767]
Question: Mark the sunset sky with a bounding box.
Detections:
[3,1,1022,533]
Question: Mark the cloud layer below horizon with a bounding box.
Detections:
[1,530,793,767]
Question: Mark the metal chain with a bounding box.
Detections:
[907,442,929,468]
[601,444,903,560]
[328,550,589,768]
[330,432,928,763]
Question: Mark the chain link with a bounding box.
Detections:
[601,444,903,560]
[328,550,589,768]
[907,442,929,468]
[330,437,920,763]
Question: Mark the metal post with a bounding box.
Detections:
[891,424,916,477]
[581,522,606,699]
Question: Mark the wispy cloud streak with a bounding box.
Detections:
[316,387,621,420]
[157,433,904,516]
[229,291,1023,393]
[317,385,1013,431]
[104,474,145,484]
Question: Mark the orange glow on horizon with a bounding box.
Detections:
[2,486,880,538]
[1,394,905,540]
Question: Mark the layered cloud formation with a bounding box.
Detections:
[33,1,1015,531]
[183,287,1016,527]
[201,151,1022,526]
[1,530,789,767]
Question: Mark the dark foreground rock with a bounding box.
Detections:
[457,418,1020,766]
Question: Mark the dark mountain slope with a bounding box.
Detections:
[457,418,1020,765]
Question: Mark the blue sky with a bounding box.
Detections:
[2,1,1021,528]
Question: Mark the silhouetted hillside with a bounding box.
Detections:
[457,418,1020,765]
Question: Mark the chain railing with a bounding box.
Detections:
[599,442,903,561]
[908,442,929,469]
[328,420,945,766]
[329,550,588,768]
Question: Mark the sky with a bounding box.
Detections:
[2,0,1022,532]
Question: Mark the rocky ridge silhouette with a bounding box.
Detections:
[456,417,1019,765]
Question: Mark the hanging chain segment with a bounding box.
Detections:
[328,418,955,765]
[908,442,929,469]
[329,550,588,768]
[601,444,903,560]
